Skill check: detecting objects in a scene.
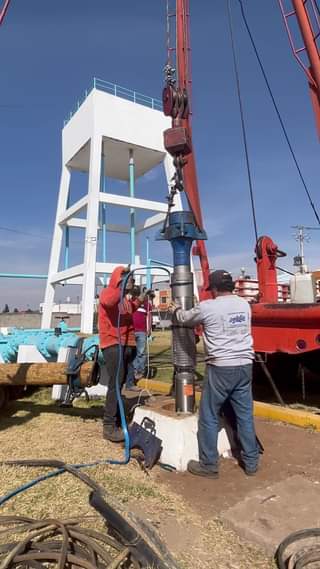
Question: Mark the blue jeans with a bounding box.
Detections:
[125,359,135,389]
[198,364,259,472]
[133,332,147,375]
[125,332,146,388]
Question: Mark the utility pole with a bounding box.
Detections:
[292,225,320,273]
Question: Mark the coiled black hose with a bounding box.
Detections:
[276,528,320,568]
[0,459,181,569]
[0,515,134,569]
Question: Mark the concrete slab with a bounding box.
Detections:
[221,475,320,553]
[133,397,232,472]
[18,345,47,363]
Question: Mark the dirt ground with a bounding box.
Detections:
[1,330,320,567]
[158,418,320,515]
[0,390,277,569]
[1,389,320,568]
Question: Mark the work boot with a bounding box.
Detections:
[103,425,125,443]
[187,460,219,479]
[239,460,258,476]
[244,466,258,477]
[134,372,144,381]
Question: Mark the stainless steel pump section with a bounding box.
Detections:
[158,211,207,413]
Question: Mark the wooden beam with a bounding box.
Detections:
[0,362,95,386]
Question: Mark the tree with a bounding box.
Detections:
[13,308,19,313]
[2,304,9,313]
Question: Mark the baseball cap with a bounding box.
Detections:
[205,270,234,291]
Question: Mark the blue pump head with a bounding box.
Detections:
[157,211,207,265]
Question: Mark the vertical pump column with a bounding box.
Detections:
[159,210,206,413]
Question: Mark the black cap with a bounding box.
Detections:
[205,270,234,292]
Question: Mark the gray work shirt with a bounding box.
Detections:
[175,295,254,367]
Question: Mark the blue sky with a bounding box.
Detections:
[0,0,319,309]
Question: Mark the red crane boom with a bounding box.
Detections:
[163,0,210,293]
[163,1,320,378]
[278,0,320,137]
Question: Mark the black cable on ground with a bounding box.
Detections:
[237,0,320,226]
[276,527,320,568]
[0,459,180,569]
[227,0,259,244]
[0,515,132,569]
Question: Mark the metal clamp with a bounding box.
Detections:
[60,343,100,407]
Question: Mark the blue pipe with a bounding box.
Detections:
[146,237,151,290]
[129,149,136,265]
[0,273,47,279]
[150,259,173,268]
[12,326,80,333]
[64,193,70,270]
[0,265,172,507]
[0,270,141,506]
[64,229,70,271]
[100,152,107,285]
[0,327,99,363]
[171,237,193,267]
[38,334,81,359]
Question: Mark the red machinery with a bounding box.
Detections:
[278,0,320,138]
[162,0,210,291]
[163,0,320,370]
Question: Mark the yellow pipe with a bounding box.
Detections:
[138,379,320,431]
[138,379,171,394]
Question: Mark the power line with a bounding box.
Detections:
[237,0,320,226]
[227,0,259,243]
[0,226,48,239]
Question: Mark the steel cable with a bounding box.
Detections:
[226,0,259,243]
[0,0,11,26]
[237,0,320,226]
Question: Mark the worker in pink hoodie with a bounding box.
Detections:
[98,266,145,442]
[125,286,153,390]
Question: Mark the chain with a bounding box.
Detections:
[164,63,176,87]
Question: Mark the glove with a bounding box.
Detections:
[144,289,154,297]
[168,301,181,313]
[138,289,153,302]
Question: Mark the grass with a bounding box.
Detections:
[0,384,275,568]
[0,331,277,568]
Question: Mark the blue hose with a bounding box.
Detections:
[0,266,171,507]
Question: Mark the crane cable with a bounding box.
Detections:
[226,0,259,243]
[0,0,11,26]
[236,0,320,226]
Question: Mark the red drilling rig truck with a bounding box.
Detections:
[163,0,320,383]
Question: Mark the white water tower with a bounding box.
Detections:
[41,78,182,333]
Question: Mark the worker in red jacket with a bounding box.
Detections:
[99,265,144,442]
